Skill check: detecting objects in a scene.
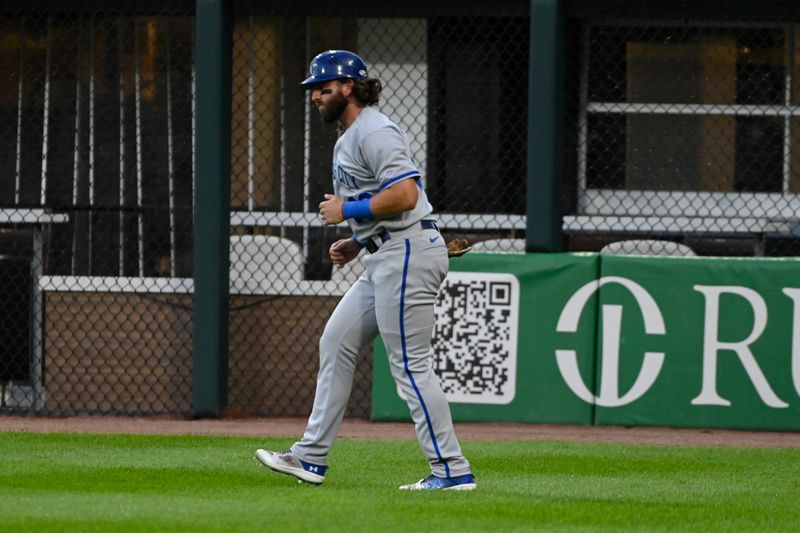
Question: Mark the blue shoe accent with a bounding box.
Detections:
[400,473,476,491]
[299,459,328,477]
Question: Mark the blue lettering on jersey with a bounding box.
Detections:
[346,192,374,202]
[332,164,359,188]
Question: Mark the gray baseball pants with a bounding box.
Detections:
[291,224,471,478]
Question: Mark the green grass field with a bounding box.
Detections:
[1,432,798,532]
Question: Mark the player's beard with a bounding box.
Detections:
[319,93,348,123]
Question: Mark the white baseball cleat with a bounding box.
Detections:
[399,473,476,491]
[254,449,327,485]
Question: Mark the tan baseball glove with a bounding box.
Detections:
[446,238,472,258]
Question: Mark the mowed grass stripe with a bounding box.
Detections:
[0,432,798,532]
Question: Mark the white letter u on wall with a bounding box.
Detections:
[782,288,800,398]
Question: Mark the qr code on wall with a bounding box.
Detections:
[430,272,519,405]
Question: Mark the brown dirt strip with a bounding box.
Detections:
[1,415,799,448]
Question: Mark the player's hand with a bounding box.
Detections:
[319,194,344,225]
[329,238,361,268]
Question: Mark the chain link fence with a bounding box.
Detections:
[564,2,800,257]
[0,1,196,414]
[3,1,799,418]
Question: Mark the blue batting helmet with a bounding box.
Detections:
[300,50,368,87]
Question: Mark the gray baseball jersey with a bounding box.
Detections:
[290,106,471,481]
[331,106,434,241]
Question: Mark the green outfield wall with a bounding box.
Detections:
[371,253,800,431]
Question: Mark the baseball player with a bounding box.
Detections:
[255,50,475,491]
